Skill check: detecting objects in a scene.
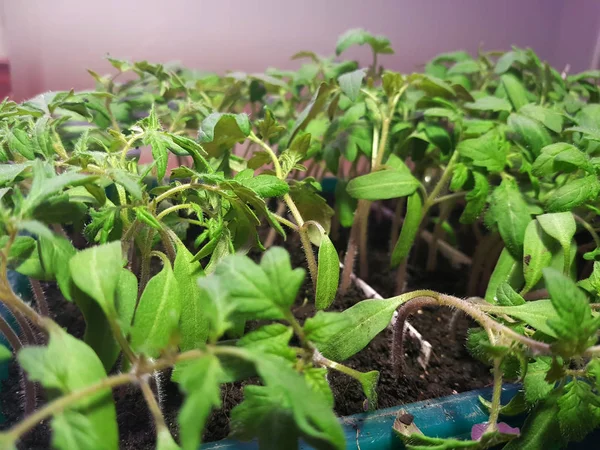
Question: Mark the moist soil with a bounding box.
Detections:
[0,210,492,449]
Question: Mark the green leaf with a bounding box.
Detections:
[197,276,234,341]
[241,174,289,198]
[486,249,524,302]
[553,146,590,172]
[315,234,340,310]
[391,191,422,267]
[289,82,335,142]
[18,327,118,449]
[230,385,300,449]
[409,74,456,98]
[304,311,351,346]
[537,212,576,268]
[503,395,564,450]
[543,268,600,356]
[130,261,181,357]
[520,104,563,133]
[316,297,407,361]
[212,247,305,320]
[51,410,108,450]
[0,162,30,185]
[23,161,96,214]
[495,50,529,74]
[198,113,251,157]
[336,28,393,56]
[522,220,555,292]
[501,74,530,110]
[532,143,581,176]
[545,176,600,212]
[557,380,600,442]
[507,113,552,156]
[69,242,123,317]
[256,108,285,141]
[484,300,558,337]
[346,168,419,200]
[423,107,458,122]
[356,370,380,410]
[338,69,366,102]
[464,96,512,112]
[457,130,508,172]
[39,235,77,301]
[232,354,345,450]
[459,171,489,224]
[496,282,526,306]
[237,324,295,361]
[289,183,334,245]
[304,367,334,407]
[8,128,35,160]
[447,59,479,75]
[479,390,528,417]
[486,178,531,259]
[145,131,169,181]
[177,355,223,450]
[524,358,555,403]
[174,242,208,352]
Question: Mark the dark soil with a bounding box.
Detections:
[0,205,492,449]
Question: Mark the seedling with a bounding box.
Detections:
[0,30,599,450]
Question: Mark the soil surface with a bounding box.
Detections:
[0,205,492,449]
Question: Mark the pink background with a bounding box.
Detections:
[2,0,600,101]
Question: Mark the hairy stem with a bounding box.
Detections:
[486,358,504,433]
[392,297,438,377]
[156,203,193,221]
[140,378,167,431]
[29,278,49,317]
[358,201,370,279]
[340,223,359,296]
[313,351,368,382]
[0,313,37,416]
[158,228,176,262]
[3,373,136,443]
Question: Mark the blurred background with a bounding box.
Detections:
[1,0,600,102]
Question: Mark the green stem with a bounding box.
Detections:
[486,358,504,433]
[3,372,136,443]
[119,133,143,165]
[156,203,193,221]
[284,311,311,353]
[373,89,405,169]
[314,352,368,381]
[422,150,461,214]
[150,250,171,267]
[138,229,156,297]
[106,96,120,132]
[274,213,299,231]
[431,191,466,205]
[574,214,600,247]
[249,131,283,178]
[107,315,137,363]
[140,378,167,431]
